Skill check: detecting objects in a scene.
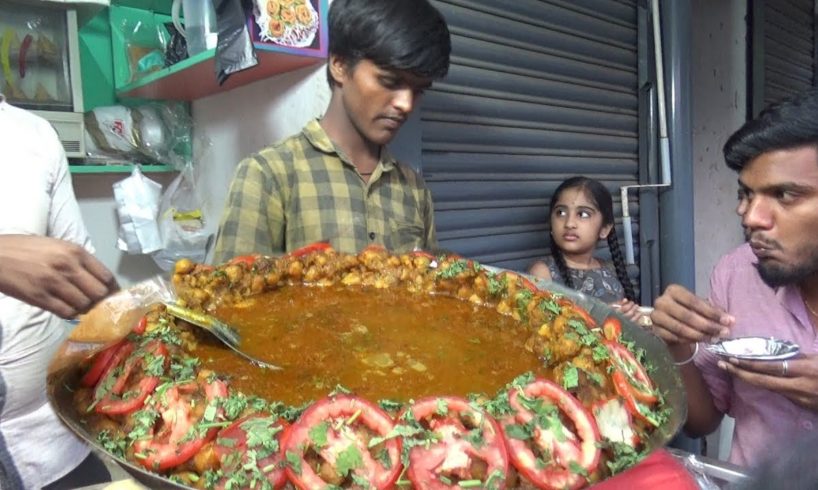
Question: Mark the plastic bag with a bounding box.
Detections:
[113,166,164,254]
[119,14,168,82]
[164,21,188,67]
[51,276,176,373]
[214,0,258,85]
[151,164,214,271]
[84,102,193,167]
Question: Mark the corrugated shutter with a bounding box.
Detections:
[421,0,642,274]
[751,0,817,114]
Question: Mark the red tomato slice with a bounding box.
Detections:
[403,396,509,490]
[602,317,622,341]
[605,341,658,404]
[281,395,402,489]
[134,378,229,472]
[80,340,126,388]
[611,371,662,428]
[502,379,600,490]
[95,341,169,416]
[132,316,148,335]
[519,276,538,293]
[91,341,136,397]
[228,255,260,267]
[289,242,333,258]
[556,299,597,328]
[214,414,289,489]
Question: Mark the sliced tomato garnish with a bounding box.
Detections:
[214,414,289,489]
[410,250,435,260]
[281,394,402,489]
[502,379,600,490]
[556,299,596,328]
[290,241,333,258]
[402,396,509,490]
[519,276,538,293]
[605,341,658,404]
[611,371,662,428]
[362,244,388,254]
[132,316,148,336]
[602,317,622,341]
[591,397,639,448]
[95,340,169,416]
[228,254,260,267]
[133,377,229,472]
[80,340,126,388]
[90,341,136,400]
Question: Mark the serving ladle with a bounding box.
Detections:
[163,303,281,370]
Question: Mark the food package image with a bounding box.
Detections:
[253,0,319,48]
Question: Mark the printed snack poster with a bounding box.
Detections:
[251,0,323,52]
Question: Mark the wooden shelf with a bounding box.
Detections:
[116,44,325,101]
[70,164,176,174]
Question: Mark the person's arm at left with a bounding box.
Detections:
[0,235,115,318]
[2,132,117,318]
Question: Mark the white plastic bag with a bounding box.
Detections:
[112,166,163,254]
[151,165,213,271]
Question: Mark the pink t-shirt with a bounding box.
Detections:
[694,243,818,466]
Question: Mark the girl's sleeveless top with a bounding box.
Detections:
[542,256,625,304]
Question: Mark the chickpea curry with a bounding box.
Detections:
[69,244,672,490]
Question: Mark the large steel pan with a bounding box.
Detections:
[46,268,687,489]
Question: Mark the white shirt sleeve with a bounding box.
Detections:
[46,133,95,254]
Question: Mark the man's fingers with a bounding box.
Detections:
[80,252,118,293]
[718,360,796,392]
[46,279,93,316]
[69,267,115,308]
[653,286,729,340]
[727,356,809,378]
[34,295,80,320]
[666,284,734,326]
[650,307,715,343]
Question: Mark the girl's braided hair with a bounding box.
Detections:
[549,177,637,302]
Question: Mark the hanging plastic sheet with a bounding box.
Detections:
[214,0,258,85]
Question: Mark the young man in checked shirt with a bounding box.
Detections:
[212,0,451,263]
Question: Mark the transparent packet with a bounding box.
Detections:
[48,276,175,374]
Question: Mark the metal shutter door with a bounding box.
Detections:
[422,0,641,274]
[752,0,817,114]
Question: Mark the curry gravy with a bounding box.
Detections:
[192,284,545,404]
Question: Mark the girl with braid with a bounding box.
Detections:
[528,177,644,320]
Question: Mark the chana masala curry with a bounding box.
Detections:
[70,244,672,490]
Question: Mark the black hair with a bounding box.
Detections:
[326,0,451,87]
[548,177,637,302]
[724,88,818,171]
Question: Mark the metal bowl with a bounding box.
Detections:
[47,267,687,489]
[705,336,800,361]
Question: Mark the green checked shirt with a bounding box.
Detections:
[212,120,437,263]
